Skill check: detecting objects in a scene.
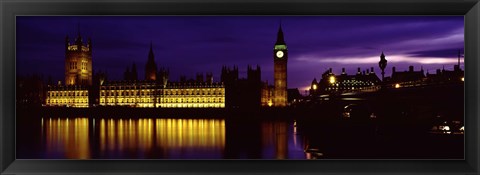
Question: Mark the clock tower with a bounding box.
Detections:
[273,24,288,107]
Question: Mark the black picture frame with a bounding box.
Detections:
[1,0,479,174]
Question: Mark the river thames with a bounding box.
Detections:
[16,111,463,159]
[16,83,464,159]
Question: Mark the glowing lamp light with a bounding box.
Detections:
[461,77,464,81]
[440,125,450,131]
[268,101,273,107]
[312,84,317,90]
[395,84,400,88]
[329,76,336,84]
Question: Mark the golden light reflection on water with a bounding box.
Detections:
[98,118,155,153]
[155,118,225,150]
[43,117,226,158]
[99,118,225,157]
[261,121,288,159]
[44,117,90,159]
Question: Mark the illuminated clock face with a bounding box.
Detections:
[276,51,284,58]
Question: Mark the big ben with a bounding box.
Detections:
[273,24,288,107]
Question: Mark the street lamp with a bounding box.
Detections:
[379,52,388,82]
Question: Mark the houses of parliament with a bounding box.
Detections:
[44,26,289,108]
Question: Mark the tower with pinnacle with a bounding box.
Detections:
[145,42,158,81]
[65,30,92,86]
[273,23,288,107]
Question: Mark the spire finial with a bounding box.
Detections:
[275,20,285,45]
[148,41,155,61]
[75,23,83,44]
[150,41,153,51]
[279,18,282,29]
[77,23,81,37]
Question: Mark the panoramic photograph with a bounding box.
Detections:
[16,16,464,159]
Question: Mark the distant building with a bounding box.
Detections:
[47,31,226,108]
[91,70,107,105]
[99,81,225,108]
[46,32,92,107]
[309,67,381,95]
[65,32,92,86]
[221,65,262,109]
[100,43,225,108]
[287,88,302,105]
[46,85,89,108]
[426,50,465,84]
[261,83,274,107]
[145,43,158,81]
[426,65,464,84]
[386,66,425,88]
[123,63,138,81]
[273,24,288,107]
[382,51,464,88]
[17,74,46,106]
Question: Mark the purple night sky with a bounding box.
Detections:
[16,16,464,92]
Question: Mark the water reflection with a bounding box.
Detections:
[44,117,90,159]
[260,121,289,159]
[99,119,155,154]
[42,117,229,159]
[155,119,225,149]
[257,120,305,159]
[98,118,226,158]
[33,116,309,159]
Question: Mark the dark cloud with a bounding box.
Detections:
[408,48,463,58]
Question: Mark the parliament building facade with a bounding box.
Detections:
[46,26,290,108]
[46,32,225,108]
[46,33,92,107]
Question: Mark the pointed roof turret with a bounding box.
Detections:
[275,22,286,45]
[145,42,157,80]
[148,42,154,61]
[75,24,82,43]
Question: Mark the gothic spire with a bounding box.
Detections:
[75,23,82,43]
[145,41,157,81]
[275,22,286,45]
[77,23,81,37]
[148,41,154,61]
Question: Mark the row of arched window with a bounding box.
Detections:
[100,88,225,97]
[47,99,88,104]
[48,91,88,97]
[100,97,224,104]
